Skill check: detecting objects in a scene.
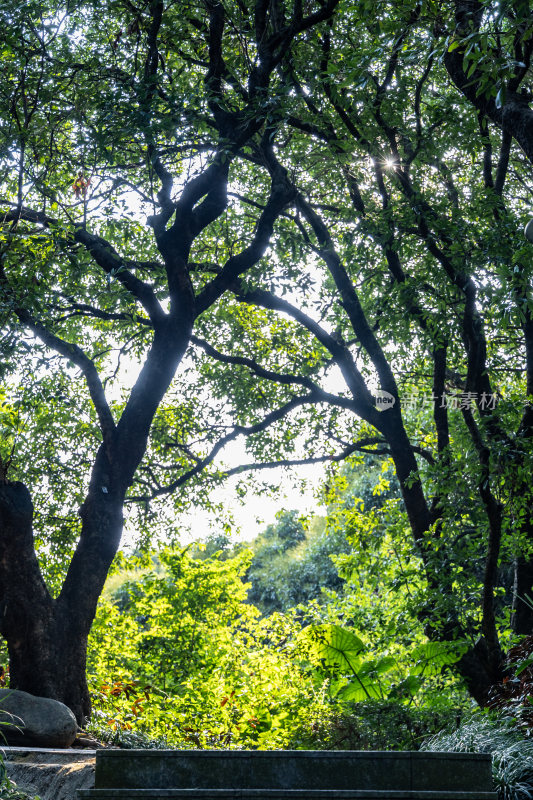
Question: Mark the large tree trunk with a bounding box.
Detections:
[455,638,505,706]
[0,478,123,724]
[381,412,506,703]
[5,603,92,724]
[0,314,194,723]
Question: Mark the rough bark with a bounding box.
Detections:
[0,479,128,723]
[456,638,505,706]
[6,609,92,725]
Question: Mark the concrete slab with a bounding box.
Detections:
[93,751,493,793]
[79,791,499,800]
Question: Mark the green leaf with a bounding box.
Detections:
[337,676,382,702]
[300,624,366,672]
[388,675,423,699]
[411,641,468,676]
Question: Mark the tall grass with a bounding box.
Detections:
[423,712,533,800]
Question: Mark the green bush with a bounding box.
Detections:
[88,549,328,748]
[291,699,461,751]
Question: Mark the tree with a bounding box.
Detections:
[245,460,399,615]
[246,511,346,613]
[263,510,307,550]
[165,1,533,703]
[2,0,533,721]
[0,0,339,722]
[443,0,533,165]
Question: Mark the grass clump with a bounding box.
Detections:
[0,780,41,800]
[85,713,171,749]
[422,711,533,800]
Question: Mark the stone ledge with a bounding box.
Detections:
[94,751,490,760]
[93,751,494,793]
[78,790,499,800]
[3,745,96,764]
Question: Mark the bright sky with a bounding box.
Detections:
[180,458,326,544]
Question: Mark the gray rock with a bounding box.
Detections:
[0,689,78,748]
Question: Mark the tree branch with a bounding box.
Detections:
[13,308,116,450]
[127,390,334,500]
[190,334,355,411]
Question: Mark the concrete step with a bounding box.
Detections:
[91,750,495,794]
[79,791,498,800]
[3,746,95,800]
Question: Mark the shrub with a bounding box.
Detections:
[488,635,533,730]
[291,699,461,751]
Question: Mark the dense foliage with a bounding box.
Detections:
[86,537,463,750]
[88,547,319,748]
[2,0,533,750]
[83,462,468,749]
[245,510,348,613]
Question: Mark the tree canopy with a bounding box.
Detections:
[1,0,533,722]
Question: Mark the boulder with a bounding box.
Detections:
[0,689,77,748]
